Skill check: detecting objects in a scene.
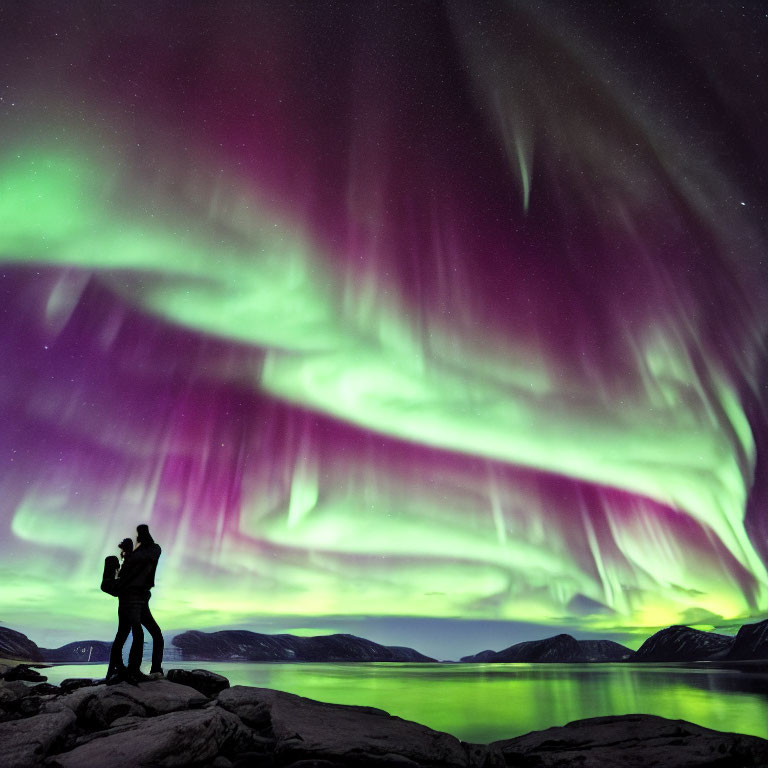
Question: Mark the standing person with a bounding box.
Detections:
[120,524,164,680]
[106,525,164,684]
[104,538,134,683]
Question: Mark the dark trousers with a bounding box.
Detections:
[108,599,164,674]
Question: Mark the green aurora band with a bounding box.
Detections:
[0,139,764,641]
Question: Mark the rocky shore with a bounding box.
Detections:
[2,664,768,767]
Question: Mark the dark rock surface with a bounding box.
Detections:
[58,679,100,694]
[0,709,75,767]
[46,707,250,768]
[726,618,768,660]
[218,685,468,767]
[633,625,734,662]
[0,678,34,713]
[460,633,632,663]
[493,713,768,767]
[0,627,44,663]
[166,668,230,697]
[0,664,765,767]
[4,664,48,683]
[173,629,437,662]
[30,684,62,697]
[40,641,111,663]
[45,678,209,729]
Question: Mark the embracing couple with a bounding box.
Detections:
[100,523,164,685]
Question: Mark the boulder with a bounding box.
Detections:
[167,668,230,697]
[48,679,208,729]
[58,679,98,694]
[5,665,47,683]
[45,706,248,768]
[30,684,62,696]
[0,709,75,767]
[492,713,768,767]
[17,696,47,719]
[218,686,470,767]
[0,680,33,706]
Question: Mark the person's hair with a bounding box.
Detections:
[136,524,154,545]
[118,537,134,555]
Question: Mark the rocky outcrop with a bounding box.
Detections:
[166,668,230,697]
[40,642,111,663]
[0,709,75,767]
[0,628,44,663]
[726,618,768,660]
[173,629,437,662]
[46,706,250,768]
[58,679,99,695]
[47,678,209,730]
[1,666,767,767]
[633,625,734,662]
[494,713,768,767]
[2,665,47,683]
[218,685,469,767]
[460,633,632,663]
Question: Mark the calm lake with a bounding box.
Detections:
[41,661,768,744]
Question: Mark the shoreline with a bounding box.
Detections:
[36,657,768,669]
[2,666,768,767]
[26,657,768,745]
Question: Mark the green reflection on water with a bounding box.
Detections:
[43,662,768,743]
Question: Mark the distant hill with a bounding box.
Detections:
[172,630,437,662]
[40,641,112,663]
[10,617,768,667]
[0,626,43,662]
[726,618,768,660]
[460,633,632,663]
[579,639,634,661]
[632,625,733,662]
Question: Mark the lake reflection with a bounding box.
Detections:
[42,662,768,743]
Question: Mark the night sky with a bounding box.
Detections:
[1,1,767,659]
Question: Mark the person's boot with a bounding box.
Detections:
[148,667,164,680]
[105,665,130,686]
[126,667,152,684]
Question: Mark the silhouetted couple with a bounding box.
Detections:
[101,524,164,685]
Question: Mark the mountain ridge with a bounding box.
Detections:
[172,629,437,662]
[460,633,633,663]
[6,617,768,664]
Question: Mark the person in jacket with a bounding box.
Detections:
[104,538,134,682]
[105,526,164,684]
[102,554,122,680]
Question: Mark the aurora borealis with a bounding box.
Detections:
[1,1,767,658]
